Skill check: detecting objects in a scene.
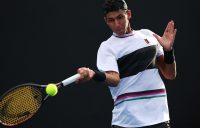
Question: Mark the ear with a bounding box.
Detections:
[104,17,108,24]
[127,10,132,19]
[104,17,106,22]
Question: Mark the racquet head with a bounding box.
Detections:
[0,83,45,126]
[0,74,80,126]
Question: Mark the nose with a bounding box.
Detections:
[114,19,120,27]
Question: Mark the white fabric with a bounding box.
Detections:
[97,29,169,127]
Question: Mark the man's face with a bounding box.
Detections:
[104,9,132,36]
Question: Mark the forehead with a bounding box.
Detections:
[105,10,127,19]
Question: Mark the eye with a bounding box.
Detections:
[107,18,114,23]
[117,15,124,20]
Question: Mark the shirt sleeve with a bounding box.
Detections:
[96,42,119,73]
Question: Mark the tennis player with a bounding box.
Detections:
[77,0,177,127]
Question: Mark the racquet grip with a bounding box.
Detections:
[61,74,80,86]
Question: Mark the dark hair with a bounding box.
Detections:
[103,0,128,16]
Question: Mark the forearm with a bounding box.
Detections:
[163,49,177,79]
[156,53,177,80]
[162,62,177,80]
[104,71,120,86]
[93,70,120,86]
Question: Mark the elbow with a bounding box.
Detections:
[166,76,176,80]
[111,79,120,87]
[115,79,120,85]
[109,78,120,87]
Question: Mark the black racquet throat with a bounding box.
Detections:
[0,74,80,126]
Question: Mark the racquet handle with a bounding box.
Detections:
[61,74,80,86]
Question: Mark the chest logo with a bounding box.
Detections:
[144,39,150,44]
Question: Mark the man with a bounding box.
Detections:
[77,0,177,127]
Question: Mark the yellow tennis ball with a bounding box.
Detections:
[45,84,58,96]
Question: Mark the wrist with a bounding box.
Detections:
[163,46,173,52]
[92,70,106,82]
[164,48,175,64]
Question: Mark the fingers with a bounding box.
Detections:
[172,28,177,43]
[76,67,94,83]
[166,20,176,34]
[77,67,88,79]
[173,28,177,38]
[163,20,177,43]
[164,21,170,33]
[76,67,87,83]
[169,20,174,33]
[169,20,175,33]
[168,21,177,43]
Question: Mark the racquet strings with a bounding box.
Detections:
[0,85,43,126]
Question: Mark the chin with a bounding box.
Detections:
[116,31,125,36]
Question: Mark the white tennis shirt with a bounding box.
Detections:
[97,29,169,127]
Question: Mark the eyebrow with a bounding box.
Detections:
[106,14,125,19]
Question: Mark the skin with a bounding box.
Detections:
[77,9,177,86]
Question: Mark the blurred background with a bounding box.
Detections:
[0,0,199,127]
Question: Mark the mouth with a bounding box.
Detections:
[115,29,125,35]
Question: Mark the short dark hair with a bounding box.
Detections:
[103,0,128,16]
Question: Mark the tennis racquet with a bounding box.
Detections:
[0,74,80,126]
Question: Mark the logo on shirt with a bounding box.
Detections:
[144,39,150,44]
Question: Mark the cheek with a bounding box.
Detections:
[119,21,126,29]
[107,23,116,30]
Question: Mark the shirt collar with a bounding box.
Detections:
[113,30,135,38]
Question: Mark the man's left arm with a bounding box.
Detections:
[153,20,177,80]
[156,55,176,80]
